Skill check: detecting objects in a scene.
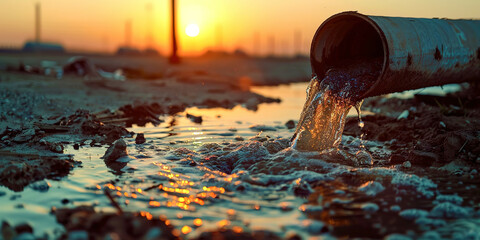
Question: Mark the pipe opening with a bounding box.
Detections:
[311,13,386,98]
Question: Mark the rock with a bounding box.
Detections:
[402,161,412,168]
[93,135,105,144]
[389,154,406,164]
[358,181,385,196]
[186,113,203,124]
[285,120,295,129]
[101,139,128,163]
[29,180,50,192]
[63,56,99,77]
[290,179,313,197]
[135,133,146,144]
[408,150,438,166]
[73,143,80,150]
[355,150,373,166]
[12,128,35,143]
[52,143,64,153]
[248,135,268,142]
[54,206,177,240]
[1,221,15,240]
[234,136,244,141]
[249,124,277,132]
[262,141,285,154]
[443,132,464,161]
[166,104,186,115]
[245,98,260,111]
[14,223,33,234]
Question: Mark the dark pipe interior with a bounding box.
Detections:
[311,15,385,79]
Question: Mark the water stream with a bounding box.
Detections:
[292,60,380,152]
[0,82,478,239]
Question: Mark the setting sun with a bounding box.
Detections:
[185,24,200,37]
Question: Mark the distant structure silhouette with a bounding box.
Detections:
[22,2,64,53]
[144,3,159,55]
[169,0,180,64]
[294,30,301,56]
[125,20,132,47]
[145,3,154,49]
[215,24,223,51]
[35,2,41,42]
[253,31,260,56]
[268,35,275,56]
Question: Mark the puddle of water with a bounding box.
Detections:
[0,82,478,240]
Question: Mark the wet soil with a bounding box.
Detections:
[344,83,480,168]
[0,55,289,193]
[1,53,479,239]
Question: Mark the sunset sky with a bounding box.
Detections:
[1,0,479,56]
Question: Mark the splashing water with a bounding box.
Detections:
[291,77,351,151]
[292,61,381,151]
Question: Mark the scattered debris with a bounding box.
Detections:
[186,113,203,124]
[1,221,35,240]
[0,150,77,191]
[62,56,100,78]
[135,133,146,144]
[12,129,35,143]
[118,103,165,126]
[101,139,128,163]
[53,206,179,240]
[194,229,281,240]
[285,120,296,129]
[249,124,277,132]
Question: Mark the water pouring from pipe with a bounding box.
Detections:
[293,12,480,151]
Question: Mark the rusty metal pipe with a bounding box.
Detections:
[311,12,480,98]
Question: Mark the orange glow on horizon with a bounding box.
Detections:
[2,1,479,56]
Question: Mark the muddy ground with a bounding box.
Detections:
[1,53,480,239]
[0,54,311,192]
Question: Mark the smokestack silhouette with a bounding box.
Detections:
[125,20,132,47]
[294,30,301,56]
[35,2,41,43]
[145,3,154,49]
[169,0,180,64]
[268,35,275,56]
[215,24,223,51]
[253,31,260,56]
